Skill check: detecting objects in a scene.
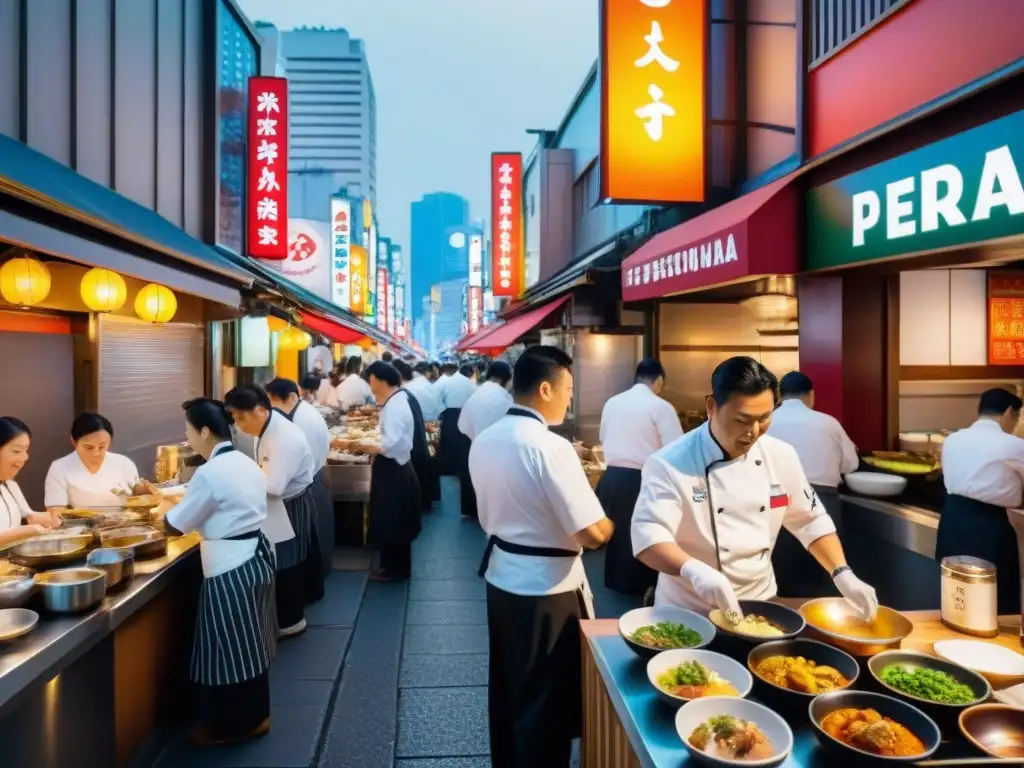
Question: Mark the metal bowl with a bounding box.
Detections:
[30,531,93,550]
[0,608,39,642]
[86,548,134,591]
[0,574,36,609]
[35,567,107,613]
[960,703,1024,759]
[800,597,914,657]
[101,529,167,560]
[809,690,941,762]
[747,638,860,711]
[9,537,89,569]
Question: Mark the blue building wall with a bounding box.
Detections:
[410,191,469,325]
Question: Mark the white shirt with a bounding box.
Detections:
[942,418,1024,508]
[767,399,859,488]
[458,381,513,441]
[470,406,605,596]
[334,374,374,410]
[257,410,313,543]
[631,422,837,612]
[599,384,683,469]
[0,481,32,531]
[44,451,140,509]
[379,390,415,466]
[433,373,452,404]
[289,401,330,470]
[405,374,442,421]
[166,443,268,577]
[442,373,476,410]
[315,378,333,406]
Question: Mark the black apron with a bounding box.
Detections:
[597,466,656,594]
[936,493,1021,615]
[773,485,843,598]
[438,407,464,476]
[403,388,436,511]
[367,390,422,548]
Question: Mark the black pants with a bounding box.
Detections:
[773,485,842,598]
[380,544,412,578]
[487,583,583,768]
[459,461,478,519]
[276,565,305,629]
[597,466,654,594]
[199,670,270,739]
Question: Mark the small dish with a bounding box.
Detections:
[709,600,805,648]
[809,690,941,762]
[0,608,39,642]
[618,605,716,658]
[675,696,793,767]
[747,638,859,709]
[647,648,753,706]
[933,640,1024,688]
[959,703,1024,759]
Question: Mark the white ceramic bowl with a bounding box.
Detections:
[934,639,1024,687]
[618,605,716,658]
[844,471,907,498]
[675,696,793,767]
[647,649,753,706]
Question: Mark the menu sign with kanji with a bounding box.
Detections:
[376,267,388,331]
[350,245,367,315]
[247,76,288,259]
[330,197,351,310]
[491,152,523,297]
[989,273,1024,364]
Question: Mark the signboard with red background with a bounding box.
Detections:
[988,272,1024,365]
[247,76,288,259]
[491,153,524,297]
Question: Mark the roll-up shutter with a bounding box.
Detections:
[97,315,204,473]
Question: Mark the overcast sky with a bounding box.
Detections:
[238,0,597,260]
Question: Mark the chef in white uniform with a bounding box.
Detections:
[631,356,878,620]
[334,356,374,410]
[44,412,146,511]
[159,398,276,746]
[225,384,313,638]
[0,417,60,546]
[438,363,476,477]
[405,362,442,421]
[471,346,613,768]
[457,360,513,520]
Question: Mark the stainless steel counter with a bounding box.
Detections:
[325,462,372,502]
[841,494,939,560]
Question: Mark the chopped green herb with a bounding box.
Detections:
[662,660,711,687]
[629,621,702,649]
[880,664,978,705]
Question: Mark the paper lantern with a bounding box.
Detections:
[357,336,373,350]
[134,283,177,323]
[296,331,312,350]
[0,257,51,307]
[277,325,301,351]
[80,268,127,312]
[267,315,289,333]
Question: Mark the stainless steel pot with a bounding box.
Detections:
[35,567,106,613]
[86,548,134,591]
[0,574,36,608]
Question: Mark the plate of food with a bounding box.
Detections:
[709,601,805,647]
[618,606,716,658]
[747,638,858,707]
[121,494,161,510]
[647,649,752,706]
[809,690,940,762]
[675,697,793,767]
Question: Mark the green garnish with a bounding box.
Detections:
[880,664,977,705]
[707,715,739,739]
[662,660,711,687]
[630,621,702,649]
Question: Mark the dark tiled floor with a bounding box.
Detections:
[399,654,488,689]
[395,688,489,758]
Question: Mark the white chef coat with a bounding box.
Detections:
[290,401,330,470]
[767,399,859,488]
[442,373,476,410]
[380,391,415,466]
[166,443,267,578]
[470,406,605,596]
[458,381,513,441]
[334,374,374,410]
[315,378,333,406]
[44,451,140,509]
[256,411,313,544]
[631,422,837,612]
[405,374,442,421]
[599,383,683,469]
[433,373,452,403]
[0,481,32,531]
[942,418,1024,508]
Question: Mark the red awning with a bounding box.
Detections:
[299,311,364,344]
[466,296,570,352]
[621,173,798,301]
[455,323,505,352]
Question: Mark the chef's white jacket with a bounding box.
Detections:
[942,418,1024,508]
[333,374,374,410]
[380,391,415,466]
[405,374,442,421]
[166,443,268,577]
[0,481,32,531]
[256,411,313,544]
[767,399,859,488]
[433,374,452,403]
[315,378,333,406]
[442,373,476,410]
[599,383,683,469]
[291,401,330,470]
[44,451,140,509]
[631,422,837,611]
[458,381,512,441]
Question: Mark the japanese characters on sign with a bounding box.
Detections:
[329,197,351,310]
[367,222,378,320]
[376,267,388,331]
[247,77,288,259]
[467,286,483,335]
[600,0,705,204]
[395,278,405,330]
[490,153,524,297]
[461,283,469,335]
[349,245,367,315]
[988,273,1024,365]
[387,282,396,336]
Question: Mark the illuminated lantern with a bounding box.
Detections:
[267,315,289,333]
[134,284,177,323]
[357,336,373,350]
[296,330,312,351]
[0,256,51,307]
[80,268,127,313]
[278,325,306,351]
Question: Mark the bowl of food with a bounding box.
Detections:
[747,638,858,709]
[960,703,1024,759]
[8,537,89,569]
[709,601,805,651]
[800,597,913,657]
[675,697,793,767]
[933,639,1024,689]
[30,530,93,550]
[809,690,940,762]
[619,606,716,658]
[121,494,160,511]
[843,472,908,498]
[868,650,990,734]
[647,649,753,706]
[59,508,102,520]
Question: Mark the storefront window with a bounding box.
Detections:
[217,1,258,256]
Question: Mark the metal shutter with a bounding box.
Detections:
[97,314,204,472]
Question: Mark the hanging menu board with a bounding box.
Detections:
[988,272,1024,364]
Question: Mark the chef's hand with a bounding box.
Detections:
[27,511,59,529]
[834,569,879,622]
[680,559,742,616]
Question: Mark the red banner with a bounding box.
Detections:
[491,153,523,297]
[247,77,288,259]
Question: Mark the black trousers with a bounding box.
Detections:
[198,669,270,739]
[597,466,654,594]
[380,544,412,578]
[459,457,477,519]
[276,564,305,629]
[773,485,842,598]
[487,583,583,768]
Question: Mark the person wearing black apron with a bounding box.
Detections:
[767,371,860,596]
[364,361,422,581]
[457,361,513,520]
[937,388,1024,615]
[597,358,683,594]
[226,384,314,638]
[470,346,613,768]
[437,363,475,476]
[393,360,438,512]
[160,398,276,746]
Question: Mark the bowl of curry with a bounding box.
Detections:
[747,638,858,709]
[809,690,940,762]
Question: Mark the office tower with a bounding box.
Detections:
[410,192,469,327]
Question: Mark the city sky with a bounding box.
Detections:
[238,0,598,265]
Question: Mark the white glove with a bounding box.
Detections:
[834,569,878,621]
[680,559,741,616]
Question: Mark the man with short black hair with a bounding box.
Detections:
[457,360,514,519]
[299,375,322,403]
[938,388,1024,613]
[381,351,394,362]
[471,345,613,768]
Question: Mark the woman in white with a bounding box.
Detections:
[158,398,276,746]
[0,417,60,545]
[333,355,374,410]
[44,412,147,511]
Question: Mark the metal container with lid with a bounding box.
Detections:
[940,555,998,638]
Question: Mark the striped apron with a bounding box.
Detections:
[280,404,331,585]
[191,533,277,687]
[278,484,318,570]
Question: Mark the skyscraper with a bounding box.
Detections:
[410,192,469,328]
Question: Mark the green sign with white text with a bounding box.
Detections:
[807,109,1024,270]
